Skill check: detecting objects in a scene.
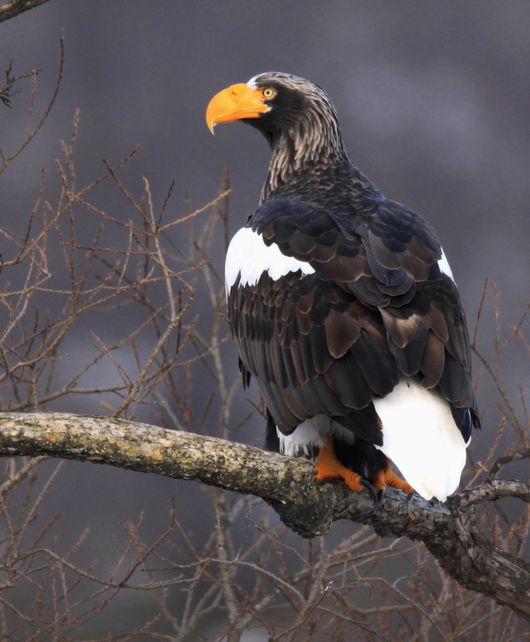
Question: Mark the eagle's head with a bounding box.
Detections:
[206,72,347,193]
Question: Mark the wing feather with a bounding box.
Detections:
[228,194,478,441]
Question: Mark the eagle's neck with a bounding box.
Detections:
[260,132,378,207]
[260,110,349,202]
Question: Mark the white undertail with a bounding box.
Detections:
[374,379,467,501]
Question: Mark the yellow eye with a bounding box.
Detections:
[262,87,276,99]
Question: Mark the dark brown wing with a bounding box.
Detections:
[232,196,478,442]
[228,270,396,444]
[253,196,443,303]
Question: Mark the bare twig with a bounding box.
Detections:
[0,35,63,174]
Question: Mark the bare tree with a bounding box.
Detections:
[0,44,528,641]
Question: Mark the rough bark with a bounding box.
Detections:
[0,411,528,620]
[0,0,50,22]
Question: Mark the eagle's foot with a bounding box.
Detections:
[315,437,364,493]
[361,478,384,504]
[373,467,413,495]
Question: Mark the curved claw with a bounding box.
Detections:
[361,478,383,505]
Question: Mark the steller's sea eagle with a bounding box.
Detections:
[206,72,480,501]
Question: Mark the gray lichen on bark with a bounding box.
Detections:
[0,0,51,23]
[0,411,528,620]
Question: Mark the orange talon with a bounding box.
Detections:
[373,467,413,494]
[315,437,364,493]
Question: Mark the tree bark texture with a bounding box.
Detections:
[0,0,50,22]
[0,411,528,620]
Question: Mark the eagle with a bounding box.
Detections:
[206,72,479,501]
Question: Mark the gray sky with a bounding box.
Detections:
[3,1,529,313]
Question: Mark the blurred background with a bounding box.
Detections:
[1,1,528,638]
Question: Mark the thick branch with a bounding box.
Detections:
[0,411,528,619]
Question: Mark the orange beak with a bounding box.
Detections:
[206,83,270,134]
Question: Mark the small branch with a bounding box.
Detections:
[0,411,528,620]
[0,35,63,178]
[452,479,530,507]
[0,0,50,23]
[0,61,19,108]
[488,448,530,479]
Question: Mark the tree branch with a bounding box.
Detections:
[456,478,530,506]
[0,411,528,619]
[0,0,50,22]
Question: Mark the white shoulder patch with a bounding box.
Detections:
[225,227,314,295]
[438,249,454,281]
[373,379,468,501]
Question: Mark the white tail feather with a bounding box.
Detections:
[374,379,467,501]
